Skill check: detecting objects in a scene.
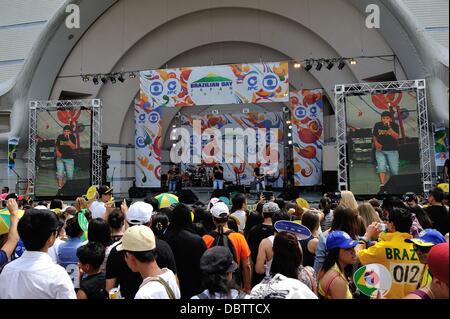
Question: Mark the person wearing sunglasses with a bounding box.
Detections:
[405,229,446,289]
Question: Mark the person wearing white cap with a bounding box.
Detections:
[105,201,178,299]
[201,202,252,294]
[117,226,180,299]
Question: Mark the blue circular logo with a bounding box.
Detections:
[136,136,146,148]
[295,107,307,120]
[307,105,318,119]
[262,74,278,91]
[150,81,164,96]
[148,112,160,124]
[167,80,177,91]
[247,76,258,87]
[138,114,146,122]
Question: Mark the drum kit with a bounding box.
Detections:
[182,165,211,187]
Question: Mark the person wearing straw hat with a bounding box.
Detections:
[105,201,178,299]
[117,225,180,299]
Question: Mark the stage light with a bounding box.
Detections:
[82,75,89,82]
[338,59,346,70]
[118,73,125,82]
[101,76,107,84]
[109,75,116,84]
[293,62,301,69]
[316,60,323,71]
[350,58,357,65]
[129,72,136,78]
[288,133,292,137]
[288,125,292,130]
[288,140,293,145]
[92,76,99,85]
[172,143,177,147]
[172,124,177,128]
[286,120,291,125]
[326,60,334,70]
[304,60,313,72]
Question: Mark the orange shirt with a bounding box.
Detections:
[203,232,251,267]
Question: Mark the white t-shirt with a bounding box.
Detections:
[191,289,250,299]
[134,268,180,299]
[48,238,64,264]
[89,201,106,219]
[230,210,246,232]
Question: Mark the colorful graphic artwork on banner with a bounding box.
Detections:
[134,100,162,187]
[8,137,19,175]
[179,112,285,187]
[434,126,449,167]
[139,62,289,108]
[290,89,324,186]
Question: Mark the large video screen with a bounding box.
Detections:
[35,109,92,197]
[345,91,421,195]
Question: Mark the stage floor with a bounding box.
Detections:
[349,162,420,194]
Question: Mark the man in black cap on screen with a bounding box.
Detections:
[372,111,400,189]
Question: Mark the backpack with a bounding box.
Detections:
[209,229,242,286]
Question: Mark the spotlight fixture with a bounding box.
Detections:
[288,133,292,137]
[109,75,117,84]
[288,140,293,145]
[82,75,89,82]
[350,58,357,65]
[288,125,293,130]
[118,73,125,82]
[326,60,334,70]
[129,72,136,78]
[101,75,107,84]
[92,76,99,85]
[338,59,346,70]
[304,60,313,72]
[315,59,323,71]
[293,62,301,69]
[286,120,292,125]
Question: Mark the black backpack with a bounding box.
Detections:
[209,229,242,286]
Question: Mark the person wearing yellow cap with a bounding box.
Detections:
[404,229,446,289]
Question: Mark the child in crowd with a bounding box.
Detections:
[76,242,108,299]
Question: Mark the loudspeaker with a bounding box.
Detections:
[278,188,299,200]
[128,186,148,198]
[211,189,230,199]
[56,178,90,197]
[322,171,338,193]
[381,173,422,195]
[176,189,199,204]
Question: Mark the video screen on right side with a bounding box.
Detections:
[345,90,422,195]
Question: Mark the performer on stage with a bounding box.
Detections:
[372,111,400,189]
[253,162,266,192]
[55,125,77,191]
[213,163,224,190]
[167,164,180,192]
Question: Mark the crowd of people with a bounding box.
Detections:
[0,184,448,299]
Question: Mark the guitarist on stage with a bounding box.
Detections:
[253,162,266,192]
[167,164,180,192]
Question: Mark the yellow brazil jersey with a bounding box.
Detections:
[357,232,424,299]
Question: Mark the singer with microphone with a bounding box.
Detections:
[55,125,77,191]
[372,111,400,189]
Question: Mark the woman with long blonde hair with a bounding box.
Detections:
[339,191,358,210]
[357,203,382,228]
[74,197,88,211]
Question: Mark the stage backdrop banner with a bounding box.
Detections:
[434,125,449,167]
[290,89,324,186]
[8,137,19,176]
[139,62,289,108]
[134,99,162,187]
[180,112,285,187]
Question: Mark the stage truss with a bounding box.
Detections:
[28,99,102,195]
[334,80,434,194]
